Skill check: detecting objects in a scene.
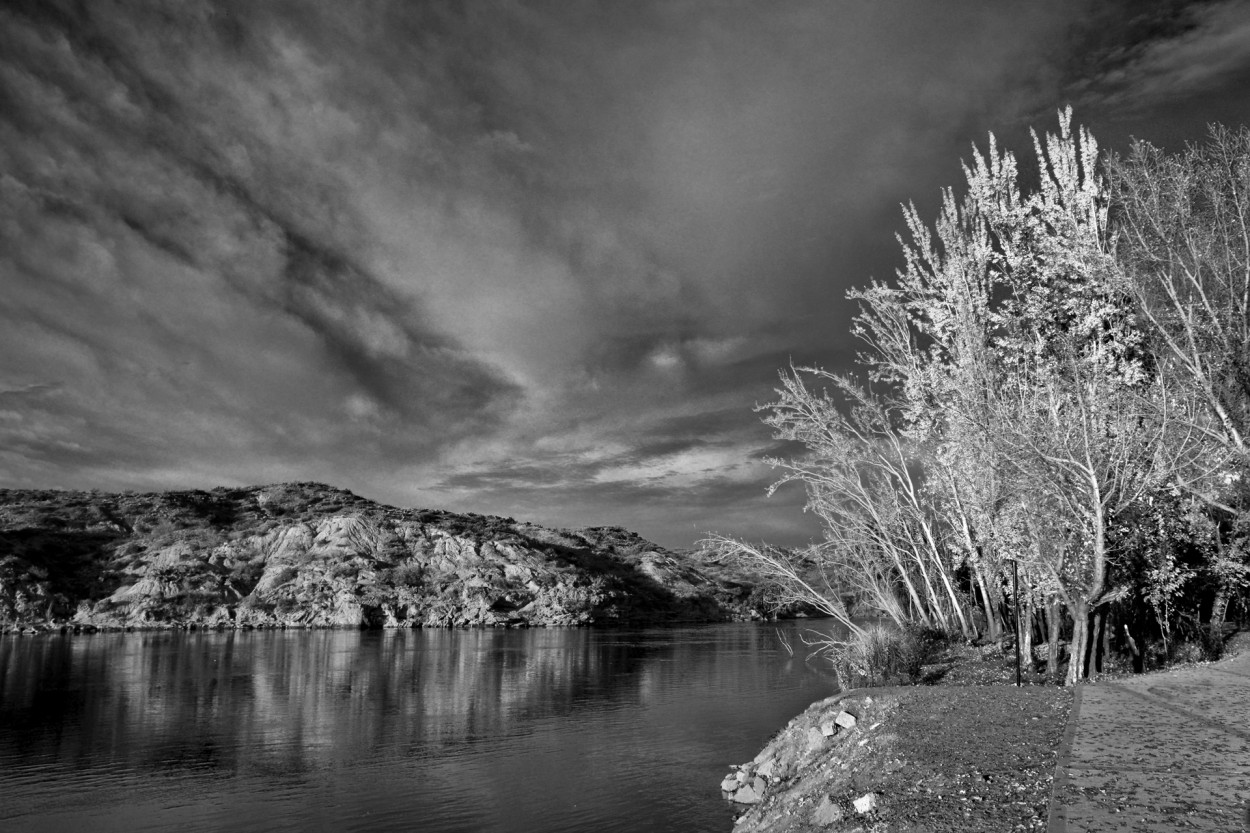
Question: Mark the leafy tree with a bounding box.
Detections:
[724,108,1248,683]
[1110,126,1250,474]
[1109,127,1250,629]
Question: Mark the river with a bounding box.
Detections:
[0,621,844,833]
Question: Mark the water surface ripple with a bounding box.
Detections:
[0,622,841,832]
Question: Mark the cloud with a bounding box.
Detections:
[2,0,1237,548]
[1067,0,1250,115]
[0,2,522,490]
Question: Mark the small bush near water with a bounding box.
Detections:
[816,624,952,689]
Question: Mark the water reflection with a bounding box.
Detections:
[1,623,841,833]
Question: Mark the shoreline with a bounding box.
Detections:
[719,642,1076,832]
[722,632,1249,832]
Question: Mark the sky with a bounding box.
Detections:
[3,0,1250,550]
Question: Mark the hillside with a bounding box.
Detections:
[0,483,775,632]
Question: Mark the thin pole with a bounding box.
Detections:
[1013,559,1021,687]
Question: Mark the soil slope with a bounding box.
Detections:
[723,644,1073,832]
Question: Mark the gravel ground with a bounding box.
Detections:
[866,684,1071,832]
[725,643,1073,833]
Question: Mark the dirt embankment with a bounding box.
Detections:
[722,645,1072,833]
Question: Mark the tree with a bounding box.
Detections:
[1110,126,1250,475]
[700,534,866,637]
[758,369,971,636]
[841,108,1204,682]
[1109,124,1250,626]
[724,108,1243,682]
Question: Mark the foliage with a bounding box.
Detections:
[737,107,1250,684]
[812,622,951,688]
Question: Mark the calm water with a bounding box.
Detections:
[0,621,843,833]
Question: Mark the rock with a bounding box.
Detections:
[756,758,776,778]
[835,710,858,729]
[0,484,771,630]
[813,795,845,826]
[720,774,740,792]
[752,776,766,794]
[732,784,762,804]
[853,793,878,814]
[806,727,826,749]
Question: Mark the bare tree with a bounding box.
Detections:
[759,368,973,636]
[700,534,866,638]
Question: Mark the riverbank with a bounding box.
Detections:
[722,640,1070,832]
[723,632,1249,832]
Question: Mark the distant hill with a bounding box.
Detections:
[0,483,781,632]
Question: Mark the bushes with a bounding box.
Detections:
[1170,615,1226,663]
[816,623,952,688]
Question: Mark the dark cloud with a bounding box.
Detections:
[1,0,1244,547]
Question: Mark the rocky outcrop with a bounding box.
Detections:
[0,483,766,632]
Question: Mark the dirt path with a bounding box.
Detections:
[1049,652,1250,832]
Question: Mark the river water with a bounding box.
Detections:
[0,621,843,833]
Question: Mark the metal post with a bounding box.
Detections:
[1013,559,1021,687]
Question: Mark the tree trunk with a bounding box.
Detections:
[1100,607,1113,671]
[1091,609,1105,675]
[1067,599,1089,686]
[888,549,931,628]
[1047,595,1062,679]
[1123,624,1142,673]
[1021,595,1034,671]
[1212,587,1229,628]
[975,566,1003,641]
[909,544,950,630]
[934,556,973,638]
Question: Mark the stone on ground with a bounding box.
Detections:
[812,795,845,826]
[853,792,878,814]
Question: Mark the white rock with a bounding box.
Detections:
[756,759,776,778]
[853,793,878,814]
[820,722,836,737]
[835,710,858,729]
[721,775,740,792]
[732,784,762,804]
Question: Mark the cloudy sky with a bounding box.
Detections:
[3,0,1250,549]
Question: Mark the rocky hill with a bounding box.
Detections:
[0,483,775,632]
